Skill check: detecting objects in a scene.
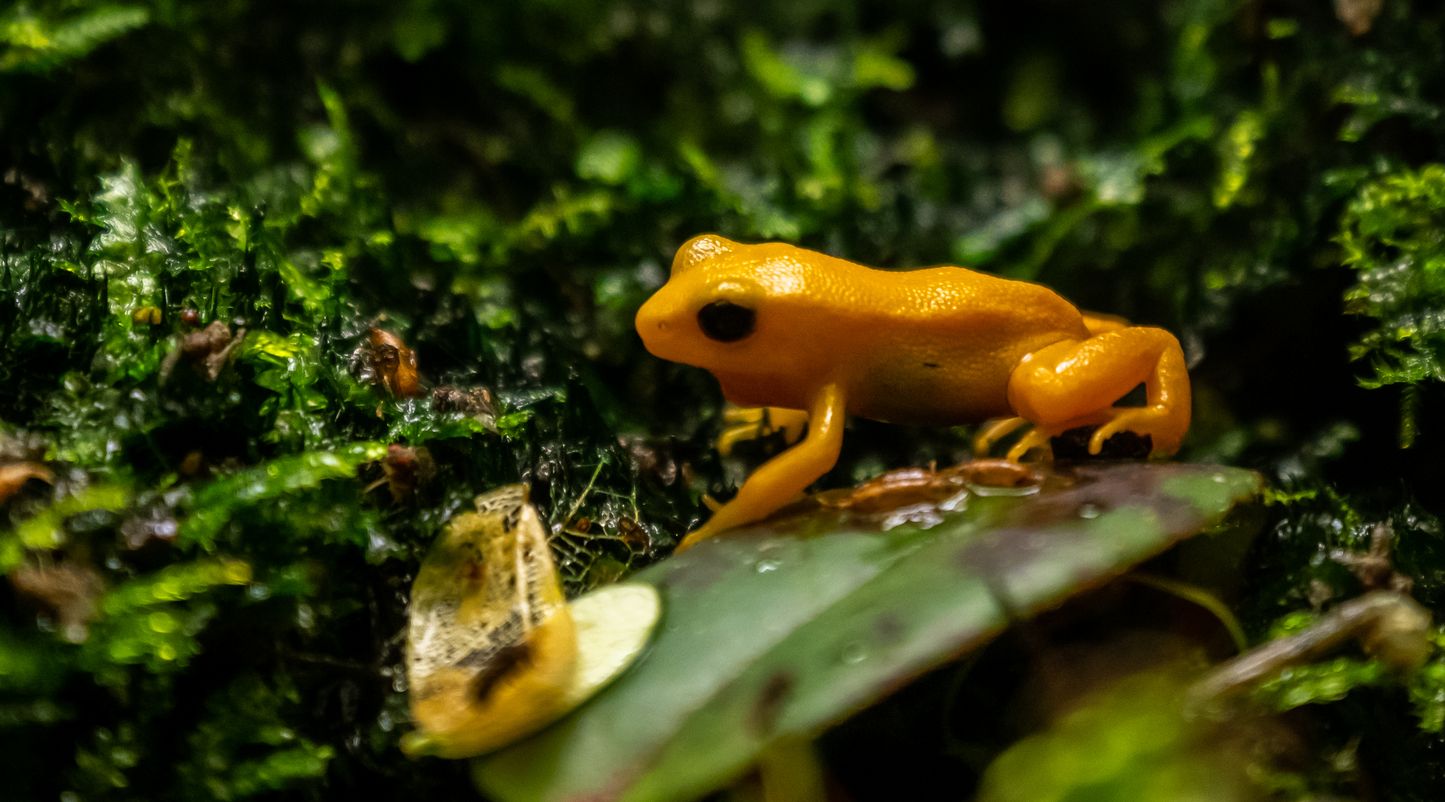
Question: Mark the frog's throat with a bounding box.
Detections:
[712,369,820,411]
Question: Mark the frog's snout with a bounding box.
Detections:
[634,293,677,357]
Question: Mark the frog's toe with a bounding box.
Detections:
[973,417,1030,457]
[1005,427,1055,462]
[1087,407,1179,456]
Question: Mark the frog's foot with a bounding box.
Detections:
[1008,326,1191,458]
[972,417,1030,457]
[1088,405,1182,456]
[717,405,809,457]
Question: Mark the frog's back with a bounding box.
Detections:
[880,263,1085,333]
[763,244,1083,331]
[811,257,1091,423]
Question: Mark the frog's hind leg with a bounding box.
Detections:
[1082,311,1129,335]
[1007,327,1190,457]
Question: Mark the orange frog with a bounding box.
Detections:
[635,235,1190,550]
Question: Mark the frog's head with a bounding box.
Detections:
[635,234,826,382]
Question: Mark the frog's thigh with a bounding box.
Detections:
[1007,328,1179,425]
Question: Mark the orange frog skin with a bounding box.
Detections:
[636,235,1191,550]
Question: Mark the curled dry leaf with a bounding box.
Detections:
[353,328,422,398]
[10,561,105,642]
[405,485,659,758]
[373,444,435,503]
[0,462,54,504]
[806,458,1042,519]
[1336,0,1384,35]
[432,384,496,417]
[160,320,246,383]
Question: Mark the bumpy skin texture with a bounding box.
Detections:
[635,235,1191,549]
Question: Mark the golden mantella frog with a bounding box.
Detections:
[635,235,1191,550]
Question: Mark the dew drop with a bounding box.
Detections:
[1077,503,1102,519]
[755,559,781,574]
[838,642,868,665]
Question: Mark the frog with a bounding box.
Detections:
[635,235,1191,551]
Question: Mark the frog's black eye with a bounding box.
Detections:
[697,300,755,342]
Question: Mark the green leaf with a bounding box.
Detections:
[474,462,1262,802]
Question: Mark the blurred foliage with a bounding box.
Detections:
[2,0,1445,799]
[977,670,1263,802]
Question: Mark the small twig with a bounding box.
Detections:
[1126,573,1248,653]
[1187,590,1432,714]
[561,459,607,525]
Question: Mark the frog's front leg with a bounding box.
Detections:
[677,383,846,552]
[1005,326,1191,458]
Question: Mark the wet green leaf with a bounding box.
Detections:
[475,462,1262,802]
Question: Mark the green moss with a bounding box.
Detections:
[0,4,150,73]
[1339,165,1445,444]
